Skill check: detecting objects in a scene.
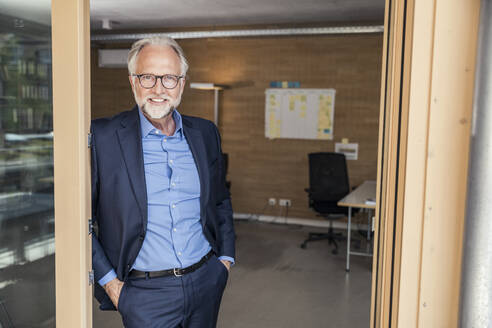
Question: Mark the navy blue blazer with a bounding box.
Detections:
[91,106,235,310]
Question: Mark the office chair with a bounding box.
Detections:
[300,152,350,254]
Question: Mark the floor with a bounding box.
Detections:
[0,208,55,328]
[93,220,373,328]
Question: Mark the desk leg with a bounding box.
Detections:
[346,206,352,272]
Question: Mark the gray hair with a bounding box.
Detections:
[127,36,189,76]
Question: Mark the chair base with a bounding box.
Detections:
[300,227,344,254]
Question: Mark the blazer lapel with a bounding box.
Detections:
[183,119,210,224]
[116,107,148,225]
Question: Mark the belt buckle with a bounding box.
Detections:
[173,268,183,277]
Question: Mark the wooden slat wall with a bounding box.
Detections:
[91,33,382,220]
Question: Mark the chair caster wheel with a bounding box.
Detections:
[300,243,307,249]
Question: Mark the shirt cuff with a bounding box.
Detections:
[98,269,117,286]
[218,256,235,266]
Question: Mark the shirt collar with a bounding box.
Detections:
[138,107,183,139]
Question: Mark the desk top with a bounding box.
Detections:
[338,180,377,209]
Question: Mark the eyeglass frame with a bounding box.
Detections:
[130,73,185,89]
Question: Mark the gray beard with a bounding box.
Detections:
[141,102,174,119]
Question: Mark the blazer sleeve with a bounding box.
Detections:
[212,124,236,259]
[91,124,115,282]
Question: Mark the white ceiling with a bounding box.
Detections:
[91,0,385,30]
[0,0,385,31]
[0,0,51,26]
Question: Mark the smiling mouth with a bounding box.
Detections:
[148,97,168,104]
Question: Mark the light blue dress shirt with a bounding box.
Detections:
[98,109,233,286]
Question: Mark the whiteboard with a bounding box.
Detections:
[265,88,336,140]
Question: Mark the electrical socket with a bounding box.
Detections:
[268,198,276,206]
[279,199,291,207]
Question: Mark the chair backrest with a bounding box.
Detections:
[308,152,350,203]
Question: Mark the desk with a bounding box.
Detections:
[338,180,376,271]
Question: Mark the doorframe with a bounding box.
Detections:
[52,0,92,326]
[370,0,481,327]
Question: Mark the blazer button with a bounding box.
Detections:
[139,234,144,241]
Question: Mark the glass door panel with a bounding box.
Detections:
[0,8,54,328]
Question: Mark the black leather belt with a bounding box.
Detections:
[128,250,214,279]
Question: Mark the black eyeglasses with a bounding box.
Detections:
[131,74,184,89]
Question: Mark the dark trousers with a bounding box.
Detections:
[117,255,229,328]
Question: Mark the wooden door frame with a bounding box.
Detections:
[370,0,481,327]
[52,0,92,326]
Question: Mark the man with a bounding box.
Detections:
[91,36,235,328]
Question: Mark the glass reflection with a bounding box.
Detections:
[0,10,54,328]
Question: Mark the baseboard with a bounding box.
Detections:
[233,213,370,231]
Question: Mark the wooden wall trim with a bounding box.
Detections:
[52,0,92,326]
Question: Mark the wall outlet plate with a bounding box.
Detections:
[268,198,276,206]
[279,199,291,207]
